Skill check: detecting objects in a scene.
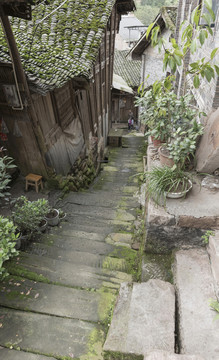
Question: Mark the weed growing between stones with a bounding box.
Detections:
[201,230,215,244]
[209,299,219,320]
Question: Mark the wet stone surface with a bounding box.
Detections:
[0,133,146,360]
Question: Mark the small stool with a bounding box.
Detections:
[25,173,43,193]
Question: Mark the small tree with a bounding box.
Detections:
[146,0,219,93]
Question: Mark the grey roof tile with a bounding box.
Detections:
[114,49,141,88]
[0,0,117,93]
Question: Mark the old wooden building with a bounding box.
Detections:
[0,0,135,177]
[112,49,141,124]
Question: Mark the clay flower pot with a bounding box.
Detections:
[151,136,165,148]
[158,146,174,167]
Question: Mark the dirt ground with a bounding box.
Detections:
[0,174,59,218]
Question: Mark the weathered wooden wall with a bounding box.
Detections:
[0,3,120,177]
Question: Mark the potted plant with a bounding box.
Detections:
[12,196,50,241]
[136,77,174,145]
[0,216,19,279]
[58,208,66,221]
[157,91,204,168]
[144,165,194,206]
[45,208,59,226]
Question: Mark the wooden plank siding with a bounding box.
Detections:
[0,2,123,177]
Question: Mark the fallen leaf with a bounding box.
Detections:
[34,293,39,299]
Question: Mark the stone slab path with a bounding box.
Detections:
[0,134,145,360]
[174,248,219,360]
[103,280,175,359]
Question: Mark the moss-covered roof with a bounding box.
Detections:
[114,49,141,88]
[0,0,134,94]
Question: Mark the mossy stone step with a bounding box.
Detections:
[7,253,132,290]
[35,234,114,255]
[104,280,175,359]
[0,348,55,360]
[0,276,106,322]
[0,308,104,359]
[174,248,219,360]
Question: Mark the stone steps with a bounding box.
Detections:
[0,307,104,359]
[0,348,55,360]
[35,233,114,255]
[103,280,175,359]
[174,248,219,360]
[7,252,132,290]
[0,276,105,322]
[25,243,133,274]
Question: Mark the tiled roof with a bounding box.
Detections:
[114,49,141,88]
[128,6,177,58]
[0,0,126,94]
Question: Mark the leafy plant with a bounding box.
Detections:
[146,0,218,93]
[167,118,204,169]
[0,149,16,203]
[12,196,50,237]
[135,76,175,141]
[0,216,19,279]
[143,165,194,205]
[201,230,214,244]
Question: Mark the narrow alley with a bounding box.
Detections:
[0,133,145,360]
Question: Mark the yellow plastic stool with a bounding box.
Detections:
[25,173,43,193]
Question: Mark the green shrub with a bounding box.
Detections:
[0,150,16,203]
[0,216,19,279]
[12,196,50,237]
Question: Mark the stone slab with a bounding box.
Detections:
[53,226,107,241]
[144,351,204,360]
[174,248,219,360]
[104,280,175,358]
[166,184,219,220]
[37,234,114,255]
[0,277,102,322]
[0,348,55,360]
[8,253,132,290]
[61,191,139,209]
[26,243,105,268]
[208,231,219,295]
[0,308,101,359]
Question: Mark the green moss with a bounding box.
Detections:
[104,247,139,281]
[143,252,173,283]
[80,327,105,360]
[5,263,52,284]
[103,350,143,360]
[97,287,117,326]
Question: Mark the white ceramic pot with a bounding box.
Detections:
[166,179,192,199]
